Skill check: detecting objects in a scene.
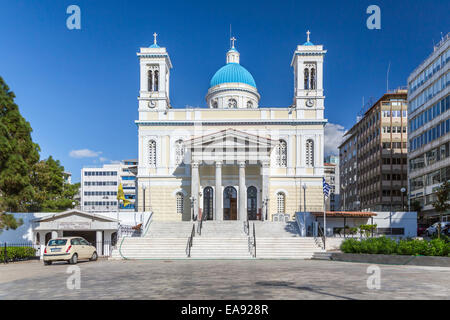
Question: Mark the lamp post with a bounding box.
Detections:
[262,197,269,221]
[189,196,196,221]
[142,185,147,212]
[400,187,406,212]
[302,184,307,212]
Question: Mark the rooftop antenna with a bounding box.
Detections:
[386,61,391,92]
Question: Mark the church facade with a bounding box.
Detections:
[135,33,327,222]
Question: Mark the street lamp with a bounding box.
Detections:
[189,196,196,221]
[400,187,406,212]
[142,185,147,212]
[262,197,269,221]
[302,184,307,212]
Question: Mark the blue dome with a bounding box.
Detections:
[210,63,256,88]
[303,41,314,46]
[149,43,160,48]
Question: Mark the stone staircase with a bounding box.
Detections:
[190,221,250,259]
[110,221,194,260]
[111,220,325,260]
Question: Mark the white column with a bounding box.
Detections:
[192,162,200,220]
[215,162,223,221]
[261,161,270,221]
[239,161,246,221]
[51,231,58,239]
[96,230,103,256]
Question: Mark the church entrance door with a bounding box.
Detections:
[203,186,214,220]
[223,186,237,220]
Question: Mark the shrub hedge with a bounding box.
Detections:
[340,237,450,257]
[0,246,37,262]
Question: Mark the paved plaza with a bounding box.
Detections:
[0,259,449,300]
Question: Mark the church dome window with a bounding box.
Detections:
[228,99,237,109]
[247,101,253,108]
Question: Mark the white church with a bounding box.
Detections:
[136,32,327,222]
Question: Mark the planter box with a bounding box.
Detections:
[331,253,450,267]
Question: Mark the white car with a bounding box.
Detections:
[425,222,450,236]
[43,237,98,265]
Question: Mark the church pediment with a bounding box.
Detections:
[185,128,277,149]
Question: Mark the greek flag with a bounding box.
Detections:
[323,177,331,198]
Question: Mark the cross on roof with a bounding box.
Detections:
[306,30,311,42]
[230,36,236,48]
[153,32,158,45]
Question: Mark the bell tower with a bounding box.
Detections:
[291,30,327,120]
[137,33,173,111]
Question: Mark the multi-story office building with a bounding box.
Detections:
[81,159,138,213]
[408,33,450,222]
[324,161,339,211]
[339,89,409,211]
[339,127,358,210]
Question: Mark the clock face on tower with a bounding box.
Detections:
[148,100,156,108]
[305,99,315,107]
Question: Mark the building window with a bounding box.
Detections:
[154,70,159,91]
[148,140,156,167]
[277,192,286,214]
[304,68,310,90]
[247,100,253,108]
[228,99,237,108]
[310,68,316,90]
[175,139,185,165]
[147,70,153,92]
[276,139,287,167]
[306,139,314,166]
[176,192,184,214]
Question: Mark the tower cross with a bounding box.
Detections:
[306,30,311,42]
[153,32,158,45]
[230,36,236,48]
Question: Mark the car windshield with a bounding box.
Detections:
[48,239,67,246]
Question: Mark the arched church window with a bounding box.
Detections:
[176,192,184,214]
[148,140,156,168]
[306,139,314,166]
[276,140,287,167]
[148,70,153,92]
[304,68,310,90]
[277,192,286,214]
[175,139,185,166]
[212,101,218,108]
[310,68,316,90]
[228,99,237,109]
[247,100,253,108]
[154,70,159,91]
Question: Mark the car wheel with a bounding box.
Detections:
[44,261,52,266]
[69,253,78,264]
[90,252,98,261]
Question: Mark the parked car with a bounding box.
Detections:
[43,237,98,265]
[425,222,450,237]
[417,224,428,236]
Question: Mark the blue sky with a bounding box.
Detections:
[1,0,449,182]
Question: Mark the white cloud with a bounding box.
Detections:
[69,149,102,158]
[324,123,347,157]
[99,157,109,163]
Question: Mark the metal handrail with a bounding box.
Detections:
[186,224,195,257]
[197,210,207,236]
[317,225,326,250]
[243,220,249,235]
[252,223,256,258]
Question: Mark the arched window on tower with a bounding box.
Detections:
[277,192,286,214]
[228,99,237,108]
[310,68,316,90]
[306,139,314,167]
[276,140,287,167]
[175,139,185,166]
[154,70,159,91]
[148,70,153,92]
[148,140,156,168]
[304,68,310,90]
[176,192,184,214]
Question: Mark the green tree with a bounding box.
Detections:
[30,156,79,212]
[432,180,450,238]
[0,76,40,232]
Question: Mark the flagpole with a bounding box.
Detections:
[323,195,326,251]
